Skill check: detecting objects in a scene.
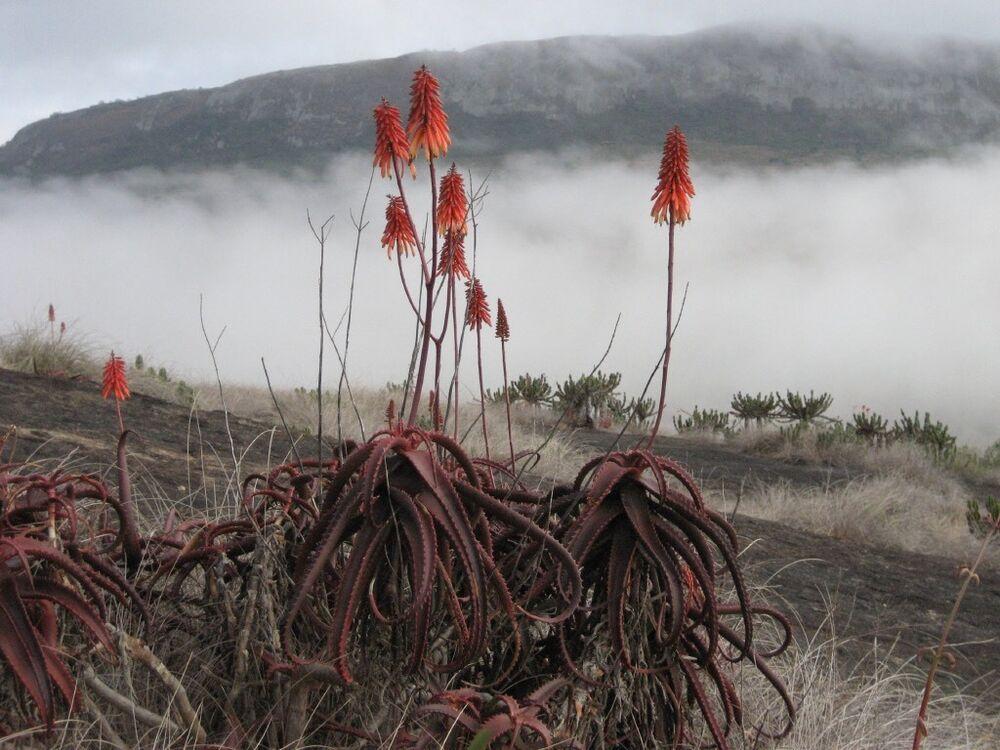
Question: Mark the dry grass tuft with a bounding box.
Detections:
[712,473,992,562]
[739,631,998,749]
[156,381,587,483]
[0,322,97,378]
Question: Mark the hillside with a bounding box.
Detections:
[2,366,997,699]
[3,25,1000,176]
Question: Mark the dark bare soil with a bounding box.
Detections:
[0,367,299,505]
[2,367,997,701]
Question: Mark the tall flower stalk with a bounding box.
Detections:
[646,126,695,447]
[434,164,468,433]
[403,66,450,426]
[466,278,492,464]
[495,299,516,469]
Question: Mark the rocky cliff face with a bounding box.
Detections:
[4,26,1000,176]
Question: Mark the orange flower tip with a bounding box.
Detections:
[101,352,130,401]
[465,278,492,330]
[495,299,510,342]
[381,195,418,258]
[406,65,450,162]
[436,163,467,236]
[650,125,695,226]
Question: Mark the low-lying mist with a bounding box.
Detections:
[2,148,998,444]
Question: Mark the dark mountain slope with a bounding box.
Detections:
[3,26,1000,176]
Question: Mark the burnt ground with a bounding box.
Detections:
[2,367,998,703]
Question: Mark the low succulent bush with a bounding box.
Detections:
[674,406,732,435]
[607,394,656,428]
[893,410,957,462]
[731,390,780,427]
[778,390,834,424]
[553,371,622,426]
[510,373,551,407]
[850,407,890,445]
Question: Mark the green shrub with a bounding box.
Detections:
[778,390,833,424]
[175,380,196,407]
[553,371,621,425]
[673,406,731,435]
[730,391,779,427]
[892,410,956,462]
[510,373,551,406]
[607,395,657,427]
[850,407,889,444]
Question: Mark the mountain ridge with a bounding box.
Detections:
[4,25,1000,176]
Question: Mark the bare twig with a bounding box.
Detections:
[82,666,184,735]
[261,357,305,470]
[117,629,207,744]
[307,209,335,476]
[198,294,240,493]
[338,166,375,445]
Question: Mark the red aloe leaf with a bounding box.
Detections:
[0,577,53,725]
[620,485,685,650]
[606,522,637,664]
[39,642,78,712]
[456,481,582,624]
[328,521,392,683]
[17,577,115,655]
[386,488,437,670]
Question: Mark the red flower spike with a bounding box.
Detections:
[407,66,450,161]
[47,304,55,323]
[381,196,417,258]
[436,164,467,236]
[495,299,510,343]
[373,98,415,178]
[437,230,470,280]
[651,126,695,225]
[465,278,491,331]
[101,352,130,401]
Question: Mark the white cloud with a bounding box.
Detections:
[2,146,998,444]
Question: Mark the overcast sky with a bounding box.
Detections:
[3,1,1000,143]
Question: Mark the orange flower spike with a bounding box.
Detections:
[436,164,467,236]
[495,299,510,343]
[406,65,450,161]
[650,125,695,225]
[101,352,130,401]
[437,230,470,279]
[465,278,492,330]
[373,98,415,178]
[381,196,417,258]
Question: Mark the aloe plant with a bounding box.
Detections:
[510,373,551,407]
[674,406,732,435]
[730,391,779,427]
[851,407,889,444]
[777,390,833,424]
[893,410,957,461]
